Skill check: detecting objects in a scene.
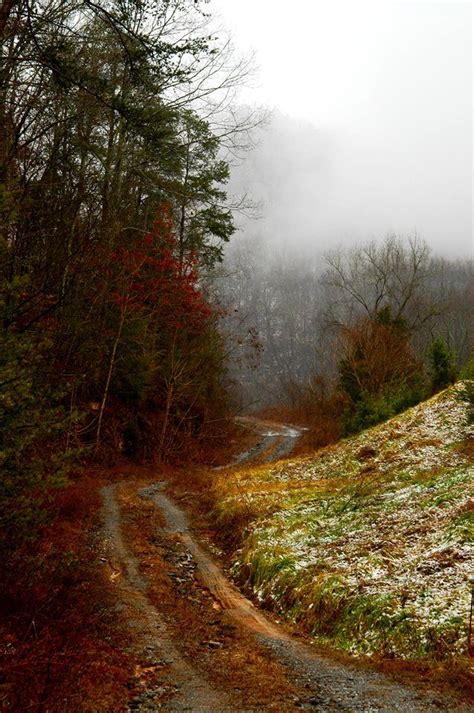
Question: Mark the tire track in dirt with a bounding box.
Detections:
[102,484,231,711]
[140,480,469,712]
[102,422,469,711]
[223,417,305,467]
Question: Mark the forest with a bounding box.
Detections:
[1,0,254,534]
[0,1,473,710]
[219,235,473,439]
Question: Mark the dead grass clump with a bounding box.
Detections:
[455,436,474,459]
[214,505,258,551]
[356,445,378,460]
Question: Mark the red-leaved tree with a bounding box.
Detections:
[96,203,213,452]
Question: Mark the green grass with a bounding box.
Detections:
[215,386,474,660]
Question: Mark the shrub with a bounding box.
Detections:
[339,312,427,434]
[342,381,425,435]
[457,353,474,424]
[428,336,457,392]
[459,352,474,381]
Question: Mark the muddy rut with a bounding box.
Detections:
[101,422,469,712]
[102,484,228,711]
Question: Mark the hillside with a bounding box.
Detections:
[214,385,474,661]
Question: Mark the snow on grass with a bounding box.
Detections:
[215,386,474,659]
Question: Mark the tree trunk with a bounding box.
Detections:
[159,379,174,461]
[95,306,126,450]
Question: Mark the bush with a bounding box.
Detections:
[459,352,474,380]
[339,312,427,434]
[342,381,425,435]
[427,336,457,392]
[0,328,74,545]
[457,365,474,425]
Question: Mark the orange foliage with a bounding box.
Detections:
[339,317,422,397]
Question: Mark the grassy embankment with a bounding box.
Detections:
[213,385,474,663]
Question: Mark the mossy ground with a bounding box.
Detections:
[214,386,474,660]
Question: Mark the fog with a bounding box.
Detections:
[210,0,472,257]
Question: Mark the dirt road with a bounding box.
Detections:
[101,422,470,711]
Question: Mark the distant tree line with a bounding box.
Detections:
[218,234,473,439]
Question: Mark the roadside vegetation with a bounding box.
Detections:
[213,385,473,670]
[0,472,134,710]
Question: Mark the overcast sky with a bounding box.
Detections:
[209,0,473,258]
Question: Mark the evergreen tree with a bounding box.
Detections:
[428,336,456,392]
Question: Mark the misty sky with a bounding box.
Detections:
[209,0,473,257]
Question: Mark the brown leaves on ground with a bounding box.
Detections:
[0,474,134,712]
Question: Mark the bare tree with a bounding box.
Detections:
[323,235,444,332]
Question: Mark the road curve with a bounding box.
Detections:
[223,417,306,467]
[101,420,469,711]
[140,481,468,712]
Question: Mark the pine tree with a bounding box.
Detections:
[428,336,456,392]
